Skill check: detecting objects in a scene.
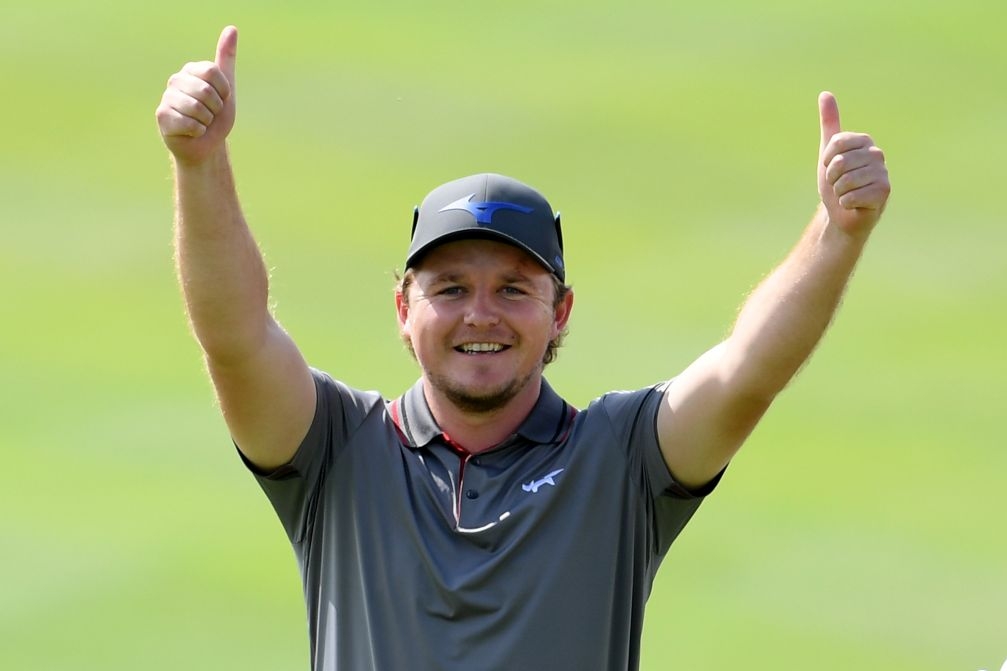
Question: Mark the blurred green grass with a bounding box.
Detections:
[2,1,1004,669]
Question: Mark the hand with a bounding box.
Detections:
[817,91,890,235]
[155,26,238,166]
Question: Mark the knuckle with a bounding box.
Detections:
[832,132,854,148]
[161,110,206,137]
[834,132,871,153]
[183,60,215,76]
[191,100,214,125]
[826,157,845,184]
[847,132,872,146]
[197,81,223,109]
[154,106,170,127]
[179,116,206,137]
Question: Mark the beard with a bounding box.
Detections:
[426,365,540,415]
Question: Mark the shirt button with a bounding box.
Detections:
[465,489,479,500]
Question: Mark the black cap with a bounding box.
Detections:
[406,173,565,282]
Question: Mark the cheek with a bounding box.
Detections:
[401,302,444,342]
[531,300,561,331]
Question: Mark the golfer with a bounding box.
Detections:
[156,26,890,671]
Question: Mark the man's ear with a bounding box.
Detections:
[395,289,411,336]
[553,288,574,336]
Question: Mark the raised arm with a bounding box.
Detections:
[657,92,891,489]
[156,26,315,470]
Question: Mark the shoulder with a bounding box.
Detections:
[311,368,385,407]
[580,382,669,427]
[307,368,391,440]
[562,382,670,463]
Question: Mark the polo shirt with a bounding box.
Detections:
[246,369,720,671]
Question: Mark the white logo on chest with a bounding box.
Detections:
[522,469,564,494]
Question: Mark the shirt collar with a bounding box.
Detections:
[392,378,574,449]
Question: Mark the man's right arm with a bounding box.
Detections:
[156,26,315,471]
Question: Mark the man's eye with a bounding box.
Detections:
[502,286,526,296]
[439,286,464,296]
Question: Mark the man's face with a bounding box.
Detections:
[396,238,573,414]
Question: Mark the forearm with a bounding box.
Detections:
[724,203,870,398]
[173,148,272,364]
[655,94,888,488]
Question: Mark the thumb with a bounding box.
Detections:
[818,90,841,155]
[215,25,238,89]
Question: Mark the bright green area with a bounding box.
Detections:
[2,1,1004,669]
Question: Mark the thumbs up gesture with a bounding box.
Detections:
[156,26,239,166]
[817,91,890,236]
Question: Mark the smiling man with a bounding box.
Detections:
[156,26,890,671]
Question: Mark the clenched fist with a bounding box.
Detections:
[156,26,238,166]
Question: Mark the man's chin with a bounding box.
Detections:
[432,373,537,415]
[442,384,521,414]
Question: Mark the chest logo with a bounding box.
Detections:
[522,469,564,494]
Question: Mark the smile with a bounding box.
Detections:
[455,342,509,354]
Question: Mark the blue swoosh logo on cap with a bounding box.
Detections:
[438,194,533,224]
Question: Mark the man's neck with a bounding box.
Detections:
[422,379,542,454]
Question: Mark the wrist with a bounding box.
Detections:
[171,147,236,197]
[815,202,876,246]
[172,144,229,172]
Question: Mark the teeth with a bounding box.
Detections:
[459,343,504,353]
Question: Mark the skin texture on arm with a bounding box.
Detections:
[657,92,891,489]
[156,27,315,470]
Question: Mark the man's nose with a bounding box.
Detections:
[463,290,501,327]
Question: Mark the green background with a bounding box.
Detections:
[2,1,1004,668]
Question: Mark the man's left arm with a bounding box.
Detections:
[657,91,891,490]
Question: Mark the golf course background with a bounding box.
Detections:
[2,1,1004,668]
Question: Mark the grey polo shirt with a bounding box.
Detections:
[246,369,720,671]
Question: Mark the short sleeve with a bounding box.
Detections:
[594,382,725,558]
[239,368,383,543]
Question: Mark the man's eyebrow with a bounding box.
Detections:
[423,272,465,286]
[500,270,535,283]
[420,269,538,285]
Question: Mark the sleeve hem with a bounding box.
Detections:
[235,367,330,481]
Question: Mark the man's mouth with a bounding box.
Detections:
[455,342,509,354]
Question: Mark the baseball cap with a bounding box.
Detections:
[406,173,565,282]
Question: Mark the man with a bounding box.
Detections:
[156,25,889,671]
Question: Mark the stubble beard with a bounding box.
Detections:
[427,364,542,415]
